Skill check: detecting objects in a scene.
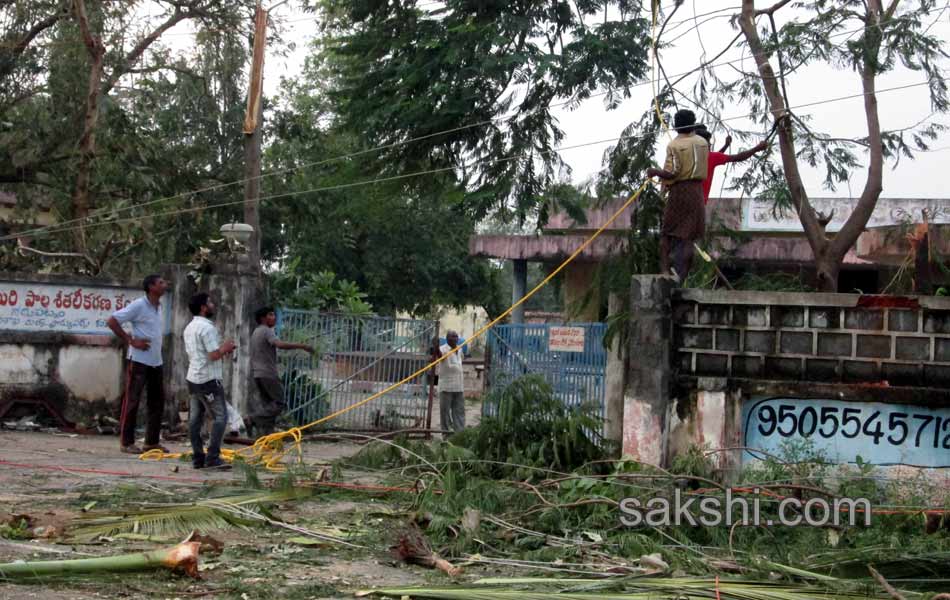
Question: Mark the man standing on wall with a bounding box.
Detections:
[107,274,169,455]
[248,306,314,436]
[646,109,709,283]
[433,330,465,435]
[183,293,236,470]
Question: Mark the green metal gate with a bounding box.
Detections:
[276,309,437,431]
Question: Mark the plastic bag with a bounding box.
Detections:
[226,401,245,435]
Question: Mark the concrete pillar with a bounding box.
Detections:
[511,259,527,324]
[564,262,599,322]
[695,377,727,466]
[623,275,675,466]
[163,261,264,422]
[604,293,626,451]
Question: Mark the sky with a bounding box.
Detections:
[164,1,950,200]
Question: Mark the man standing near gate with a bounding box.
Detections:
[433,330,465,435]
[107,274,169,455]
[249,306,314,436]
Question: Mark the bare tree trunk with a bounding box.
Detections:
[739,0,832,288]
[71,0,105,255]
[739,0,887,292]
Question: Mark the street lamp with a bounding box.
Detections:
[220,223,254,250]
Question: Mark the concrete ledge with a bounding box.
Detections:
[676,376,950,407]
[0,271,137,289]
[675,288,950,310]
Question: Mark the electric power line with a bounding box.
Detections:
[8,11,941,242]
[2,79,934,244]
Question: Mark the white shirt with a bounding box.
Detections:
[438,343,464,393]
[183,316,223,384]
[111,296,164,367]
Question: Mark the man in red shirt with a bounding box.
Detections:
[695,125,768,204]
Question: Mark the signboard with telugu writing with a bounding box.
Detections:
[742,397,950,468]
[741,197,950,232]
[0,281,167,336]
[548,326,586,353]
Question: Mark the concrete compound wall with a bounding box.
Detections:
[621,276,950,480]
[672,289,950,387]
[0,265,264,432]
[0,273,136,427]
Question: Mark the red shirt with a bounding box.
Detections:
[703,151,730,204]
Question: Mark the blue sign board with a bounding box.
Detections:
[742,397,950,468]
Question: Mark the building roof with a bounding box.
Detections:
[471,196,950,266]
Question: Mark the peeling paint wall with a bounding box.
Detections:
[624,279,950,478]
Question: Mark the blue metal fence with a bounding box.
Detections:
[486,323,607,427]
[275,309,437,431]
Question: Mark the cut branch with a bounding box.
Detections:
[755,0,793,16]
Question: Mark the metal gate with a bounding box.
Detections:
[276,309,437,431]
[486,323,607,426]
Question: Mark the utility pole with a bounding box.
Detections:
[243,2,267,273]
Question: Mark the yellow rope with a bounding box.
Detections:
[142,180,652,470]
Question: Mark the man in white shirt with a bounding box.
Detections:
[106,274,169,454]
[433,330,465,434]
[183,293,236,470]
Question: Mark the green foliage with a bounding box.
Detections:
[270,260,373,315]
[0,1,257,277]
[311,0,652,223]
[264,77,505,316]
[451,375,609,475]
[0,516,33,540]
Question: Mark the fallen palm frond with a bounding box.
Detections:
[68,489,306,542]
[0,538,201,579]
[803,547,950,585]
[358,578,912,599]
[203,499,364,548]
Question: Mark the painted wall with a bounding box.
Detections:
[0,273,139,426]
[624,279,950,481]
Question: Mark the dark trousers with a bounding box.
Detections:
[252,377,285,436]
[188,380,228,466]
[119,361,164,447]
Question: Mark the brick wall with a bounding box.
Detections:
[673,289,950,388]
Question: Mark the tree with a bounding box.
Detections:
[310,0,653,223]
[666,0,947,291]
[263,66,505,317]
[0,0,259,275]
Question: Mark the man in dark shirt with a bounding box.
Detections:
[249,307,314,436]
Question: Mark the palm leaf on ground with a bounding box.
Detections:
[68,489,306,542]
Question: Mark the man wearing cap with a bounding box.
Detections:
[646,109,709,283]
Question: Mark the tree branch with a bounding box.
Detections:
[739,0,827,257]
[755,0,794,16]
[71,0,106,236]
[828,0,885,260]
[16,239,96,267]
[0,3,69,79]
[101,7,190,95]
